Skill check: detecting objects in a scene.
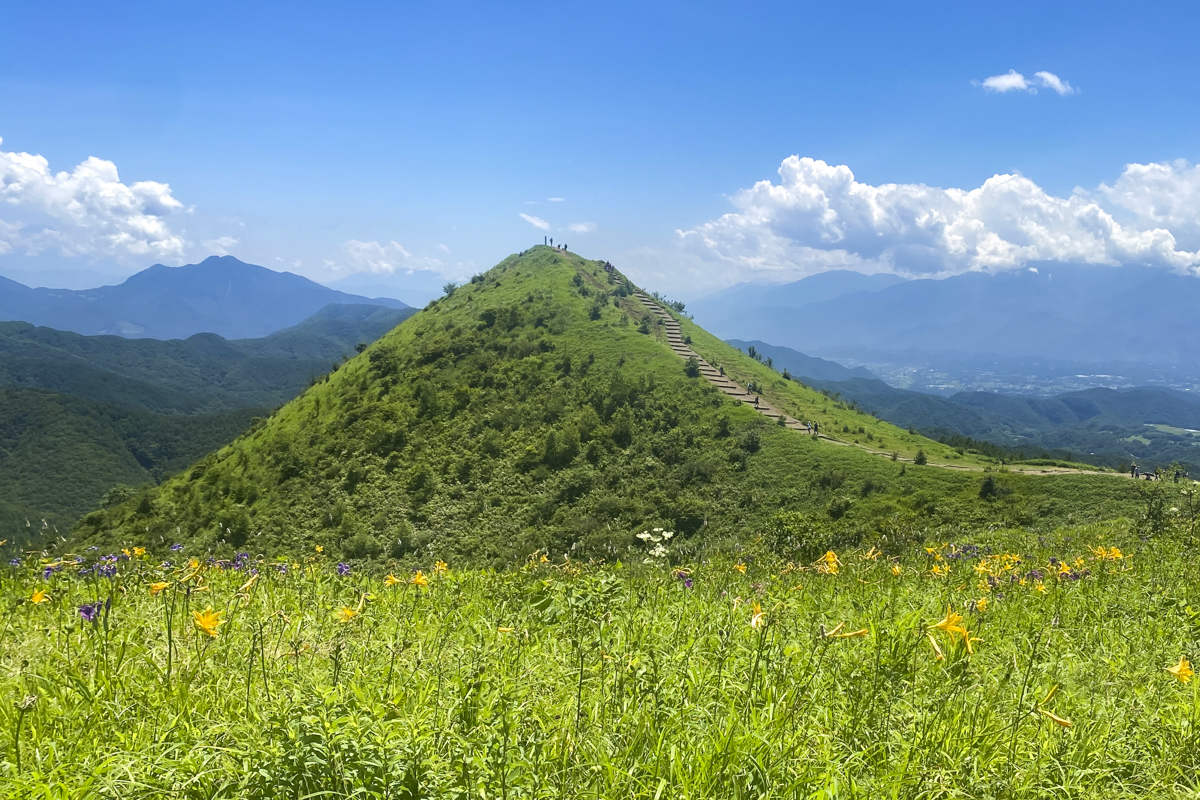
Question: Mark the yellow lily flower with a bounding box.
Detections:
[149,581,171,596]
[930,608,965,635]
[434,560,448,575]
[733,562,747,574]
[192,606,224,637]
[410,570,429,588]
[30,589,48,604]
[336,606,358,623]
[749,602,765,629]
[1166,656,1193,684]
[385,574,402,587]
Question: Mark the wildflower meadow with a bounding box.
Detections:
[2,514,1199,799]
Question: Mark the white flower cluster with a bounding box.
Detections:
[636,527,674,564]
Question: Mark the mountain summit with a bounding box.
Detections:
[0,255,408,340]
[75,247,1138,562]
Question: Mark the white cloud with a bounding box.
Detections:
[981,70,1030,93]
[437,243,451,253]
[979,69,1076,95]
[568,222,597,234]
[1034,71,1076,96]
[548,197,565,202]
[519,213,550,230]
[202,236,239,256]
[0,137,188,262]
[676,156,1200,284]
[328,239,459,277]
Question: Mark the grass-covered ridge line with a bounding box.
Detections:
[76,247,1146,562]
[5,511,1200,796]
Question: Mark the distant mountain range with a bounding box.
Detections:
[0,303,416,542]
[325,270,448,307]
[726,339,877,382]
[692,265,1200,368]
[0,255,410,339]
[801,375,1200,470]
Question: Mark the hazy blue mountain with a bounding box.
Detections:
[0,255,408,340]
[726,339,877,381]
[801,376,1200,469]
[325,269,448,307]
[691,270,907,337]
[710,265,1200,367]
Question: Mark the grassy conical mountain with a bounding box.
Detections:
[74,247,1141,562]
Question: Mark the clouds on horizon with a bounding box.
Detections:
[324,239,473,281]
[675,156,1200,285]
[0,138,189,263]
[979,69,1077,95]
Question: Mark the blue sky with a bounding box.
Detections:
[2,0,1199,298]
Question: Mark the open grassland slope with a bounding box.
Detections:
[75,247,1146,563]
[5,510,1200,797]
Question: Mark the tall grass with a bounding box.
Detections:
[2,518,1199,798]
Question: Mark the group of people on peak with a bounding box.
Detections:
[543,236,568,251]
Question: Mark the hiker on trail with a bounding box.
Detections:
[1130,464,1138,478]
[814,422,819,435]
[754,396,760,408]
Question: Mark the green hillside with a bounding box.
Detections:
[75,247,1146,562]
[0,303,415,414]
[0,304,414,547]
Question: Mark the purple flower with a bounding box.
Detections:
[276,564,288,574]
[160,561,172,569]
[78,603,100,622]
[684,577,693,589]
[337,562,351,576]
[96,564,117,578]
[8,558,20,567]
[74,555,85,564]
[170,543,183,552]
[1028,569,1044,582]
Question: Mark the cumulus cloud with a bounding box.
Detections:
[548,197,565,202]
[569,222,597,234]
[979,70,1076,95]
[0,137,188,262]
[519,213,550,230]
[1034,71,1076,96]
[202,236,239,256]
[981,70,1030,93]
[676,156,1200,284]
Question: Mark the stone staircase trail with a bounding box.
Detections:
[632,290,817,435]
[630,289,1122,478]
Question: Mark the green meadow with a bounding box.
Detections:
[3,500,1199,797]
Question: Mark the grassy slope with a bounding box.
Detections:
[74,247,1145,562]
[0,306,414,546]
[0,388,261,544]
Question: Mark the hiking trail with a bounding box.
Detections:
[631,290,1120,478]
